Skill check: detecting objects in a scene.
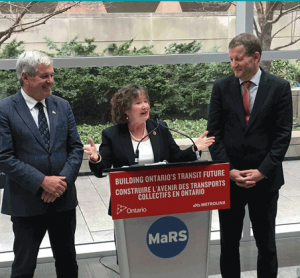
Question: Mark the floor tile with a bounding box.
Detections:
[91,230,114,242]
[79,201,113,232]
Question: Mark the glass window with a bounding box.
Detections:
[0,1,236,58]
[254,1,300,52]
[1,1,300,250]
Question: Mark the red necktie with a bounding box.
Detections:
[243,81,251,125]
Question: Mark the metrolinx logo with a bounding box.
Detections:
[146,216,189,258]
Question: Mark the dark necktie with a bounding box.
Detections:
[36,102,50,149]
[243,81,251,126]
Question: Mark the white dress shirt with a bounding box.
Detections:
[239,68,262,113]
[21,89,50,131]
[131,139,154,165]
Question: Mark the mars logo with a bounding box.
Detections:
[146,216,189,258]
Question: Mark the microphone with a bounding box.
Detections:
[155,117,201,160]
[134,117,160,164]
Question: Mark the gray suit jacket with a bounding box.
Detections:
[0,91,83,216]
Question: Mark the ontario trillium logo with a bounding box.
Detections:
[117,204,127,214]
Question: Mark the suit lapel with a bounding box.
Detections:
[46,97,58,150]
[147,119,160,162]
[119,124,135,165]
[247,70,270,130]
[13,91,47,149]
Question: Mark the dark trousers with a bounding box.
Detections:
[219,185,279,278]
[10,207,78,278]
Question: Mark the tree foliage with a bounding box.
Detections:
[103,38,154,56]
[44,36,98,57]
[0,39,24,58]
[270,60,300,86]
[1,37,300,124]
[160,41,211,116]
[77,118,209,144]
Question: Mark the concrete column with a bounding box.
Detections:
[292,88,300,118]
[236,1,254,35]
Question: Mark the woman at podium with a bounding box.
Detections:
[83,84,214,215]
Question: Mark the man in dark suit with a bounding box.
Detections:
[0,51,83,278]
[207,33,293,278]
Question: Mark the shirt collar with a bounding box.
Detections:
[239,68,262,86]
[21,88,47,110]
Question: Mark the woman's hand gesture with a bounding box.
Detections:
[83,137,98,162]
[194,131,215,151]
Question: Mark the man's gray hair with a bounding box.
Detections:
[16,51,53,86]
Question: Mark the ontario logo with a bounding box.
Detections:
[117,204,127,214]
[117,204,147,215]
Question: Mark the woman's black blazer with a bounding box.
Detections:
[89,119,198,215]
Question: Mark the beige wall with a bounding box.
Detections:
[1,12,299,55]
[0,12,234,54]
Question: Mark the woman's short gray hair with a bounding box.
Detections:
[16,51,53,86]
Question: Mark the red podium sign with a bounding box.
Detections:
[110,163,230,219]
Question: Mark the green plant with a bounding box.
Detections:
[2,38,300,127]
[205,45,232,82]
[77,123,113,144]
[77,119,208,144]
[164,118,208,139]
[159,41,210,117]
[270,60,300,86]
[103,38,154,56]
[0,70,19,96]
[293,117,300,131]
[0,39,25,58]
[164,40,202,54]
[44,36,98,57]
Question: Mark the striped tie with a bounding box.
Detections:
[36,102,50,149]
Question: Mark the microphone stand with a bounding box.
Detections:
[134,117,200,164]
[156,120,201,160]
[134,120,160,164]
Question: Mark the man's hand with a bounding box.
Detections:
[230,169,256,188]
[41,191,57,203]
[234,169,264,189]
[230,169,250,187]
[40,176,67,197]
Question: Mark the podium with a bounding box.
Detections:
[105,161,230,278]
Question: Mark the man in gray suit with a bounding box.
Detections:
[0,51,83,278]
